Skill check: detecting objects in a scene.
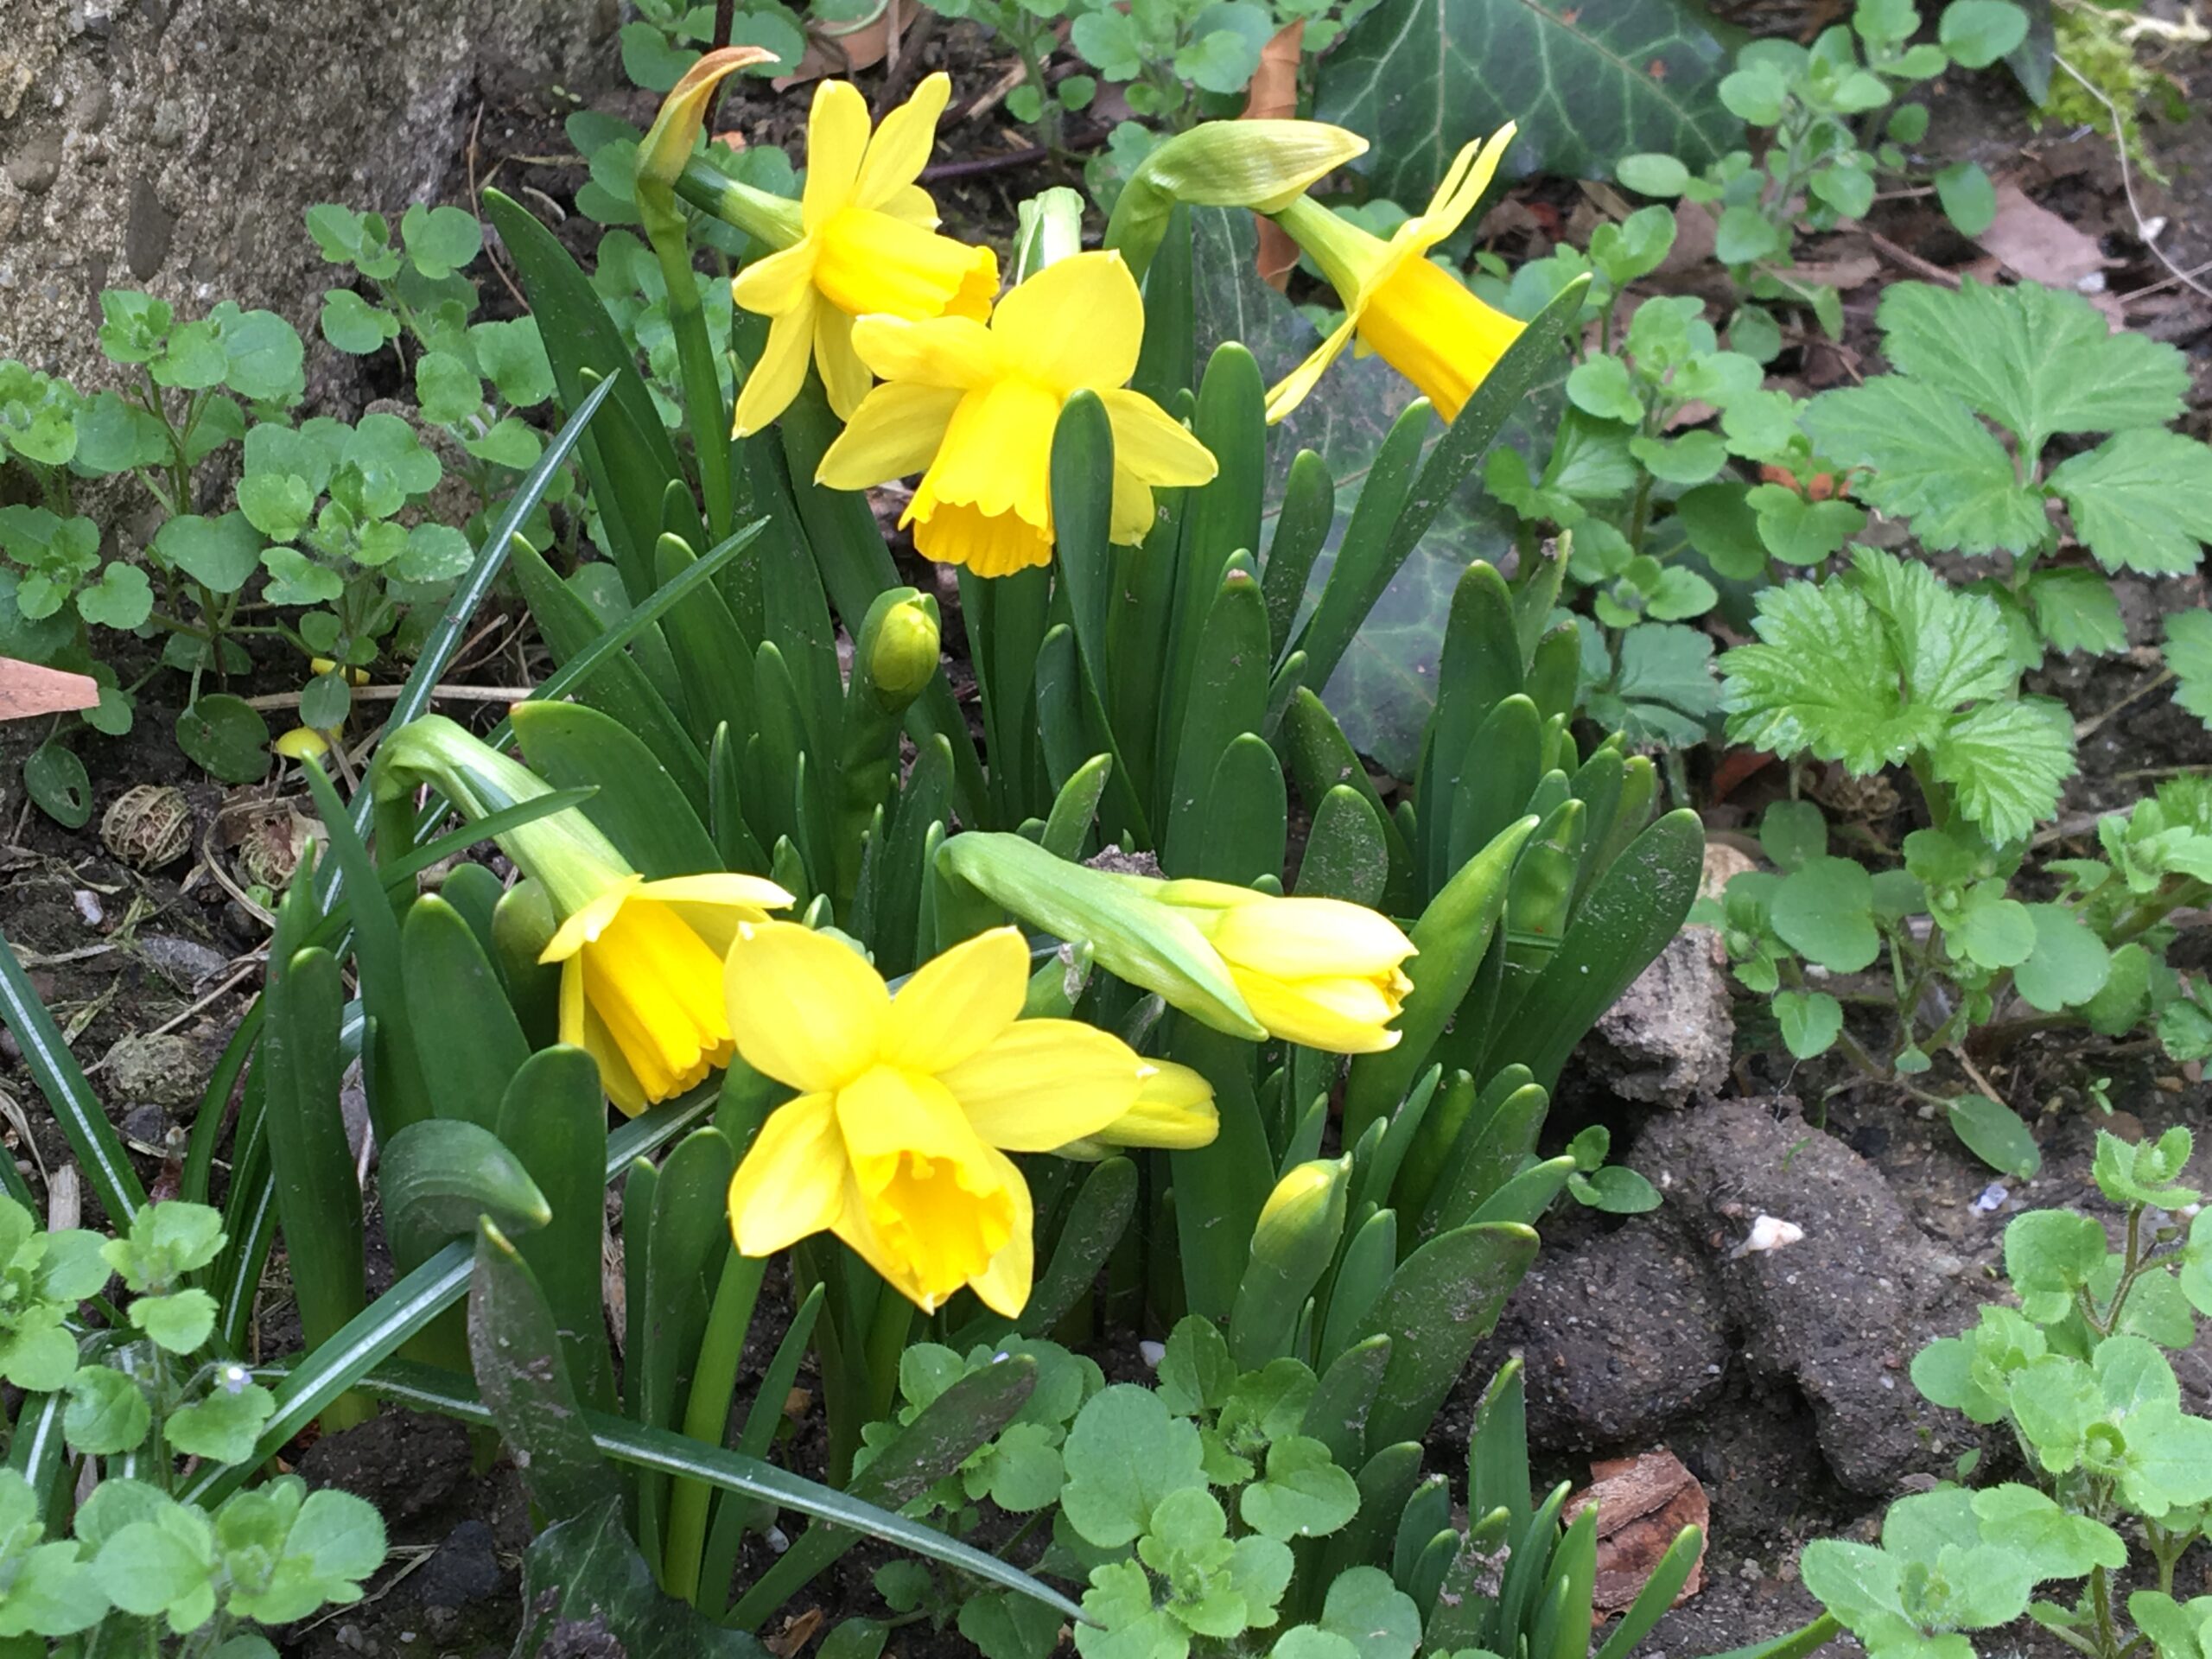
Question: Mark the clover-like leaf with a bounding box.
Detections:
[1238,1435,1360,1541]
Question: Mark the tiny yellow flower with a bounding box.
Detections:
[731,73,999,435]
[1053,1059,1219,1160]
[723,924,1176,1313]
[271,728,330,761]
[1154,880,1417,1054]
[816,251,1218,577]
[1265,126,1525,425]
[541,871,794,1116]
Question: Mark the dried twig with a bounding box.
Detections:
[239,683,532,712]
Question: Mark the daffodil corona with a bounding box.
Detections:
[731,73,999,435]
[1264,126,1526,425]
[370,715,791,1116]
[815,251,1218,576]
[723,924,1208,1313]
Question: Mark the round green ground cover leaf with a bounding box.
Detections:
[1770,855,1880,971]
[1948,1094,2042,1179]
[176,695,271,784]
[2012,904,2111,1013]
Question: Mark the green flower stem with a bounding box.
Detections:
[661,1248,767,1605]
[861,1281,915,1435]
[641,204,736,545]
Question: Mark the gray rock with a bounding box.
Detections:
[0,0,619,385]
[99,1029,204,1109]
[1585,923,1733,1107]
[1630,1097,1978,1496]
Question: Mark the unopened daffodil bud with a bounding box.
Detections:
[1230,1154,1351,1366]
[1053,1060,1218,1160]
[866,595,942,709]
[308,658,371,686]
[1262,124,1527,425]
[373,715,791,1114]
[1103,118,1370,278]
[635,46,786,245]
[1150,879,1417,1056]
[939,832,1418,1053]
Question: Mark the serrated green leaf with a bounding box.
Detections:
[1802,377,2048,555]
[2167,610,2212,727]
[2050,429,2212,577]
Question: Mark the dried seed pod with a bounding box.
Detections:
[99,785,192,870]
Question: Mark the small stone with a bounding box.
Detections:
[137,932,229,990]
[124,177,175,279]
[148,98,187,148]
[68,85,111,130]
[99,1031,203,1110]
[119,1103,166,1145]
[5,137,62,195]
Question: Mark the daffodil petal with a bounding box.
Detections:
[1099,389,1218,486]
[1109,470,1157,547]
[814,305,874,422]
[878,184,940,228]
[1263,308,1360,424]
[802,79,870,229]
[724,920,890,1092]
[939,1019,1146,1151]
[966,1148,1034,1316]
[916,377,1060,522]
[731,239,819,317]
[884,926,1028,1073]
[849,314,1001,389]
[989,251,1144,391]
[816,382,964,489]
[734,298,818,436]
[1209,896,1415,978]
[637,874,796,910]
[1420,123,1514,241]
[728,1093,848,1255]
[1228,964,1403,1053]
[563,960,650,1116]
[541,875,645,963]
[854,71,950,209]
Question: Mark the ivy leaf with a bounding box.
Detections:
[1312,0,1737,198]
[1237,1435,1360,1541]
[1874,281,2186,454]
[1802,376,2049,555]
[2049,429,2212,577]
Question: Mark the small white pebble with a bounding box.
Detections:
[1139,1340,1166,1368]
[1972,1183,2008,1214]
[2142,215,2169,241]
[766,1525,790,1554]
[72,890,102,926]
[1730,1215,1805,1258]
[2077,270,2108,294]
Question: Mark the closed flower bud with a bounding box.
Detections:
[1230,1155,1351,1366]
[1104,118,1370,276]
[1053,1060,1218,1160]
[868,598,942,707]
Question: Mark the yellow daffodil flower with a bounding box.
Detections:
[1053,1059,1219,1160]
[731,73,999,435]
[370,714,792,1115]
[815,251,1218,576]
[723,923,1199,1313]
[542,871,793,1116]
[1154,880,1417,1054]
[1264,125,1525,425]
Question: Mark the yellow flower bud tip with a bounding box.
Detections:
[1262,123,1526,426]
[639,46,779,187]
[729,73,1002,435]
[1055,1060,1220,1159]
[308,658,369,685]
[814,251,1217,575]
[723,922,1163,1315]
[1153,880,1418,1056]
[1257,1157,1347,1231]
[272,727,330,761]
[869,601,942,702]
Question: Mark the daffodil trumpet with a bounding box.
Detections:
[372,715,791,1114]
[1262,125,1527,425]
[814,251,1217,576]
[730,73,1001,435]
